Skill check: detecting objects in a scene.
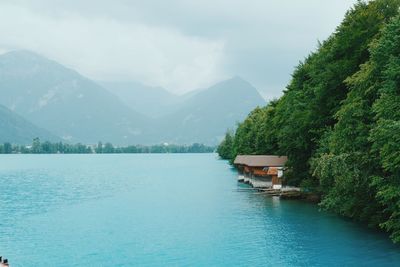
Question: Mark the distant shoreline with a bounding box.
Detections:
[0,139,216,154]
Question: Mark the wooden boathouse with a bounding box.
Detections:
[234,155,288,189]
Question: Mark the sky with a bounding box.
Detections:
[0,0,358,99]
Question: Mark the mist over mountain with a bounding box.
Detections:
[102,77,266,144]
[153,76,266,144]
[100,81,178,118]
[0,50,148,144]
[0,104,58,144]
[0,50,266,145]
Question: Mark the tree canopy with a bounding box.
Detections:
[217,0,400,243]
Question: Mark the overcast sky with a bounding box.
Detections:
[0,0,357,98]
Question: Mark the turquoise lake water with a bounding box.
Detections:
[0,154,399,266]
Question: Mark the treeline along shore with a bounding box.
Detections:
[218,0,400,243]
[0,138,215,154]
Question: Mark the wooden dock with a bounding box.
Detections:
[235,186,302,198]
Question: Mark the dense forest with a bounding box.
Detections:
[218,0,400,243]
[0,138,215,154]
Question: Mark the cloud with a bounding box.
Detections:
[0,0,357,97]
[0,2,227,93]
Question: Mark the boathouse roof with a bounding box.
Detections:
[234,155,288,167]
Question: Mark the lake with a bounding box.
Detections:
[0,154,399,266]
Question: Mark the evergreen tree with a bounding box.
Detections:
[32,137,41,154]
[3,142,12,154]
[103,142,115,153]
[96,141,103,154]
[217,131,234,160]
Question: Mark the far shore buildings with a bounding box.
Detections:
[234,155,288,189]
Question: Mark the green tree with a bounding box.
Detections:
[368,14,400,243]
[32,138,41,154]
[217,131,234,160]
[3,142,12,154]
[96,141,103,154]
[103,142,115,153]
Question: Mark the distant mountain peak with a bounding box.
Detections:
[0,49,80,79]
[230,75,245,81]
[215,76,252,87]
[5,49,39,55]
[204,76,262,98]
[1,49,50,62]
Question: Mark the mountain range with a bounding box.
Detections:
[0,50,266,145]
[0,50,148,144]
[151,77,266,144]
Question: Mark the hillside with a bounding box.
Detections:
[152,76,266,144]
[0,104,59,144]
[217,0,400,243]
[0,50,149,144]
[100,81,178,118]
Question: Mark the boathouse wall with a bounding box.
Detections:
[233,155,287,189]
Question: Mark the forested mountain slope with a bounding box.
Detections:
[217,0,400,243]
